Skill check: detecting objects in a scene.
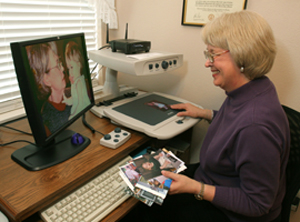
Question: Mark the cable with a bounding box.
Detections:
[1,134,73,148]
[90,63,103,77]
[0,140,35,147]
[82,113,95,134]
[89,44,111,76]
[1,125,32,136]
[98,44,111,50]
[82,113,105,136]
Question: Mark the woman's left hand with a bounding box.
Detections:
[162,170,216,201]
[162,170,199,195]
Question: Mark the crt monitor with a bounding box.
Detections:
[10,33,94,171]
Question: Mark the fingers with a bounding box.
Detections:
[161,170,178,179]
[176,111,189,117]
[170,104,189,117]
[161,171,187,195]
[170,103,186,110]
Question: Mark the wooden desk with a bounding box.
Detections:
[0,111,150,222]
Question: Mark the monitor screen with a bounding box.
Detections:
[10,33,94,171]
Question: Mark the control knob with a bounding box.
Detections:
[161,61,169,69]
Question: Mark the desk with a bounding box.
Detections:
[0,111,151,222]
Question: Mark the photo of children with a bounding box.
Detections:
[145,100,170,112]
[63,40,90,119]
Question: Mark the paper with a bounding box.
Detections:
[183,0,246,26]
[126,52,163,60]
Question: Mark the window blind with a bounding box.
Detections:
[0,0,98,115]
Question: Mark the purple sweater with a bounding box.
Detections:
[194,77,290,222]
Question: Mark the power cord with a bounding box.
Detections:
[0,134,73,148]
[0,115,105,147]
[0,119,34,147]
[1,125,32,136]
[0,120,72,148]
[82,113,105,136]
[0,140,35,147]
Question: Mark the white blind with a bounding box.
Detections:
[0,0,98,115]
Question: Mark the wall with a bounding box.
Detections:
[107,0,300,112]
[102,1,300,219]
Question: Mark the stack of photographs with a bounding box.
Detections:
[119,148,186,206]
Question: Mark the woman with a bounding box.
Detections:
[26,42,71,135]
[123,10,290,222]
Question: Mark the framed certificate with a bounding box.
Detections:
[182,0,248,27]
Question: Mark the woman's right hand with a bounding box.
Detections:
[170,103,213,120]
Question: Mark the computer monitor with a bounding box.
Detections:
[10,33,94,171]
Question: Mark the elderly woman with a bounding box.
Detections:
[122,11,290,222]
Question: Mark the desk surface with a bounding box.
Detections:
[0,111,150,222]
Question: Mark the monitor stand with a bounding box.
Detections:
[11,130,90,171]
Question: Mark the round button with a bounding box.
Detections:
[104,134,111,140]
[114,127,121,133]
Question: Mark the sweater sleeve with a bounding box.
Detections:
[211,124,282,217]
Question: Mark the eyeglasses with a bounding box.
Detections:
[46,59,63,73]
[204,50,230,63]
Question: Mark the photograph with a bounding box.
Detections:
[133,149,185,181]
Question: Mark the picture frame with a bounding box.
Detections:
[182,0,248,27]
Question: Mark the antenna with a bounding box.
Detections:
[106,23,109,44]
[125,23,128,40]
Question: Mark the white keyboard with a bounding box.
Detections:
[40,156,132,222]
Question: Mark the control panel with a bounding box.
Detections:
[88,48,183,76]
[145,57,181,75]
